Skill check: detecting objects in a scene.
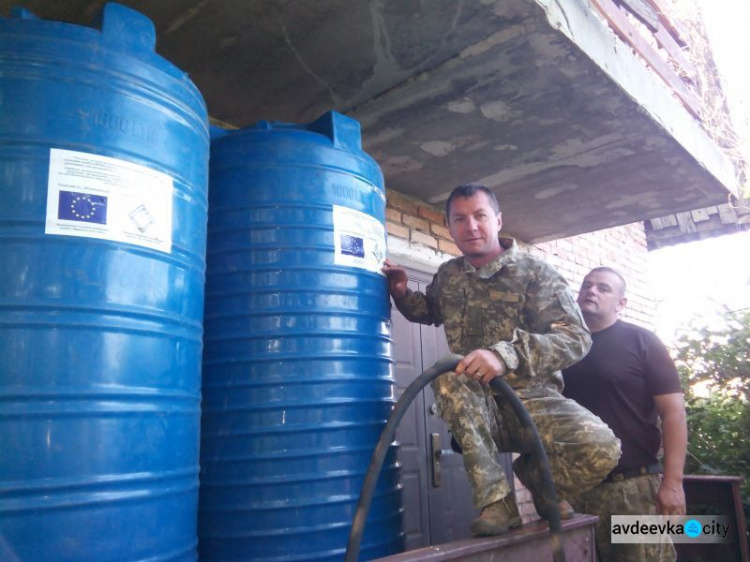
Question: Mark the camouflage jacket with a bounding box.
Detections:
[394,238,591,395]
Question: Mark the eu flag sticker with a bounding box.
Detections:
[340,234,365,258]
[58,191,108,225]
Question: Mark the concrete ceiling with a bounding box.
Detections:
[1,0,739,242]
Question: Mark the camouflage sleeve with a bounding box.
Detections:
[490,262,591,382]
[393,279,444,327]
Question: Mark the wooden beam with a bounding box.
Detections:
[718,203,738,224]
[589,0,701,116]
[691,208,710,222]
[617,0,659,31]
[654,24,696,81]
[644,0,690,47]
[675,211,697,233]
[650,217,665,230]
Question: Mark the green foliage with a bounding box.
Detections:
[672,309,750,540]
[673,309,750,401]
[682,396,750,491]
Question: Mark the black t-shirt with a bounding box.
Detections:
[562,320,682,472]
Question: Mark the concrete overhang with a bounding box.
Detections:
[1,0,739,242]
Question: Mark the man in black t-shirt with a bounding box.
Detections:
[563,267,687,562]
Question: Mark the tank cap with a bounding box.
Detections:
[308,111,362,152]
[94,2,156,54]
[9,7,39,20]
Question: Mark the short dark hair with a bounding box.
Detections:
[445,183,500,220]
[587,266,627,296]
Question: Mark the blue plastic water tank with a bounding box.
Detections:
[200,111,403,560]
[0,4,208,561]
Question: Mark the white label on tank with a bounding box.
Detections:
[333,204,386,275]
[45,148,173,253]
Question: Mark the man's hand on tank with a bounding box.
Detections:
[382,259,408,301]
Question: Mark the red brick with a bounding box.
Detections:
[386,221,409,240]
[411,230,438,249]
[402,214,430,233]
[385,207,402,223]
[431,223,451,240]
[418,205,445,225]
[387,190,419,215]
[438,239,460,256]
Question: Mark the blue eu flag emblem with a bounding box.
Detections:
[340,234,365,258]
[58,191,108,225]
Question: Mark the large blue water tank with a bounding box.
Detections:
[200,111,402,560]
[0,4,208,561]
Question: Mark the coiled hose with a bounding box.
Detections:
[344,354,566,562]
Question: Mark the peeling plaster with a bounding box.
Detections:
[466,140,493,152]
[526,32,567,64]
[445,135,487,152]
[421,141,456,157]
[550,134,631,159]
[480,0,528,19]
[460,27,525,58]
[605,192,661,210]
[480,100,515,121]
[355,69,457,127]
[535,183,579,200]
[558,64,586,80]
[382,155,424,173]
[479,141,636,188]
[537,0,574,38]
[445,98,477,113]
[365,126,406,147]
[644,136,670,150]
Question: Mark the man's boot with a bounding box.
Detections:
[471,494,522,537]
[532,496,575,520]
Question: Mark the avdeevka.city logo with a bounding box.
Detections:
[684,518,703,538]
[611,515,731,544]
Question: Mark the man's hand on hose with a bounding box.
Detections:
[455,349,506,384]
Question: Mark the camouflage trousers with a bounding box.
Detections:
[571,473,677,562]
[431,371,621,509]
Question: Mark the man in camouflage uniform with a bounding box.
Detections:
[563,267,686,561]
[383,183,621,536]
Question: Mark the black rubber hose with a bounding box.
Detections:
[344,354,566,562]
[490,376,565,562]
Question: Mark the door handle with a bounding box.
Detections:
[431,433,455,487]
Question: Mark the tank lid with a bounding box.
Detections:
[308,111,362,153]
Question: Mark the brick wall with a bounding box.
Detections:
[386,188,656,522]
[527,227,655,329]
[386,190,461,257]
